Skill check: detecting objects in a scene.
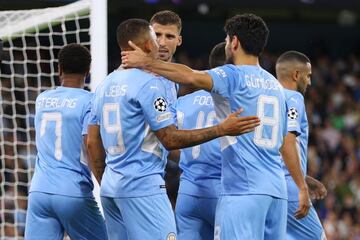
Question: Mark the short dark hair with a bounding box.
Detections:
[224,14,269,57]
[276,51,311,65]
[209,42,226,68]
[150,10,182,32]
[58,43,91,75]
[116,18,151,50]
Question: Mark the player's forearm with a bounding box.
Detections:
[281,134,308,190]
[305,175,324,190]
[87,125,106,184]
[156,125,222,150]
[146,60,212,91]
[87,146,106,184]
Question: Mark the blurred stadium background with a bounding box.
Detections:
[0,0,359,239]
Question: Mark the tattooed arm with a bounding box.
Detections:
[155,109,260,150]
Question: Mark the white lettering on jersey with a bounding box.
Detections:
[193,96,214,106]
[105,84,127,97]
[245,75,281,91]
[37,97,78,109]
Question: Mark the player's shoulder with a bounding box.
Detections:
[284,89,304,102]
[111,68,161,87]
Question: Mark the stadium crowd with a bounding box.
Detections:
[1,25,360,240]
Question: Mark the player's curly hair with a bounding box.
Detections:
[58,43,91,75]
[150,10,182,33]
[224,13,269,57]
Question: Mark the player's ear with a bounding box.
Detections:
[232,35,239,51]
[58,65,63,76]
[143,39,152,54]
[292,70,300,82]
[177,35,182,46]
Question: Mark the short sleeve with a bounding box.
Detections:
[206,64,237,99]
[137,78,175,131]
[88,85,102,125]
[81,101,91,135]
[286,93,304,136]
[169,99,178,124]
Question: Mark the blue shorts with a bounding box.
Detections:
[175,193,218,240]
[25,192,107,240]
[287,201,326,240]
[214,195,287,240]
[101,193,176,240]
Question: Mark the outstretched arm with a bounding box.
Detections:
[280,132,310,219]
[121,41,213,91]
[155,109,260,150]
[87,125,106,184]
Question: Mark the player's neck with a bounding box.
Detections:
[280,81,296,91]
[60,74,84,88]
[232,54,259,66]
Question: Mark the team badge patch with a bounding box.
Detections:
[167,232,176,240]
[287,107,298,120]
[154,97,167,112]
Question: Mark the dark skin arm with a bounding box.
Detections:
[280,132,310,219]
[306,175,327,200]
[167,150,180,164]
[155,109,260,150]
[87,125,106,184]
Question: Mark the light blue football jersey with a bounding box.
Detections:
[89,69,175,198]
[159,77,177,167]
[30,87,93,197]
[207,64,288,199]
[282,89,309,201]
[173,90,221,198]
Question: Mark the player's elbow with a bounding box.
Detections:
[161,140,178,151]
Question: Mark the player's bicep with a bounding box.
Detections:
[190,70,213,92]
[154,124,177,150]
[286,96,303,136]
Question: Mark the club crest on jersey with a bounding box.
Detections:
[287,107,298,120]
[154,97,167,112]
[167,232,176,240]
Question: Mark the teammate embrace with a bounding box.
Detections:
[26,10,326,240]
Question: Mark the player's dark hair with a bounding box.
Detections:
[209,42,226,68]
[276,51,311,65]
[117,18,151,50]
[58,43,91,75]
[150,10,182,33]
[224,13,269,57]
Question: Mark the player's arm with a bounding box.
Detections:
[121,41,213,91]
[167,150,180,164]
[280,132,310,219]
[155,109,260,150]
[306,175,327,200]
[87,125,106,184]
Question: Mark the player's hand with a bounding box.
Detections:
[218,108,260,136]
[121,41,153,68]
[295,187,311,219]
[307,177,327,200]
